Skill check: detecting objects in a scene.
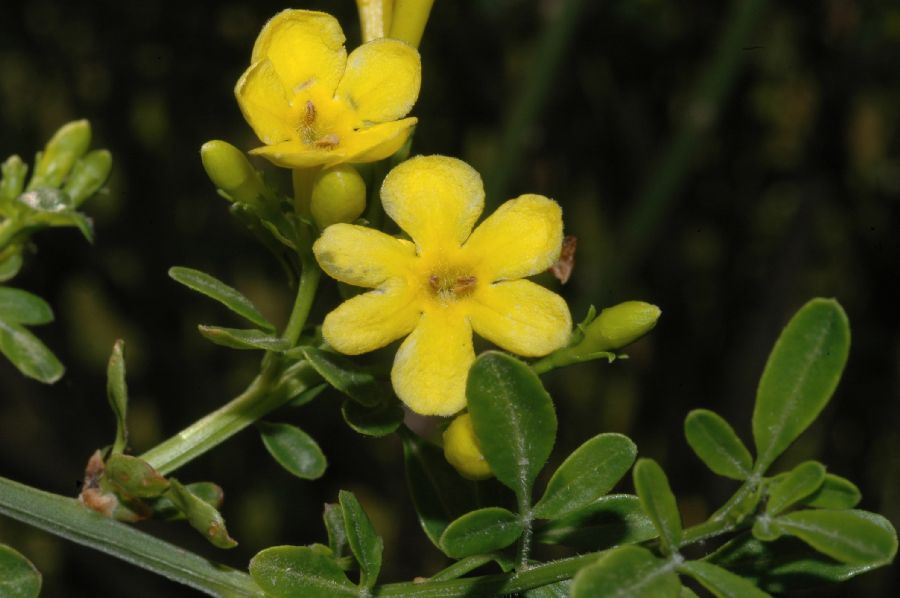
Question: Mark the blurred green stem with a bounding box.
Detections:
[607,0,769,294]
[140,260,321,475]
[485,0,588,207]
[0,217,22,249]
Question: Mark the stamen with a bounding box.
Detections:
[304,100,316,125]
[314,134,340,149]
[451,276,477,296]
[429,275,440,292]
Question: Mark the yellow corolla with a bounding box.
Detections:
[235,9,421,169]
[313,155,573,416]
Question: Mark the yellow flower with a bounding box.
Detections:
[443,413,493,480]
[235,10,421,169]
[313,155,572,416]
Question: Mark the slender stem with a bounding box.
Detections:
[427,554,498,582]
[516,496,534,570]
[281,257,321,346]
[0,475,262,597]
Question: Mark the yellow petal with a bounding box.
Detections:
[313,223,416,288]
[234,59,293,146]
[250,141,345,169]
[462,194,563,281]
[335,39,421,124]
[343,118,417,162]
[392,309,473,416]
[380,155,485,251]
[468,279,571,357]
[251,9,347,92]
[322,283,421,355]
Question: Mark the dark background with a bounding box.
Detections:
[1,0,898,595]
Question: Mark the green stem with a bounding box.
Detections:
[604,0,769,295]
[516,496,534,570]
[485,0,589,207]
[0,475,262,597]
[0,217,23,249]
[427,554,499,582]
[281,256,321,346]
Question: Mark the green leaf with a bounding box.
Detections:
[149,482,223,521]
[400,430,479,550]
[633,458,683,554]
[104,454,169,498]
[106,339,128,454]
[286,382,328,408]
[467,351,557,500]
[16,187,73,212]
[339,490,383,589]
[31,210,94,242]
[257,422,327,480]
[0,287,53,325]
[533,433,636,520]
[677,560,770,598]
[571,545,681,598]
[249,545,356,597]
[765,461,826,516]
[769,509,898,566]
[803,473,861,510]
[0,318,64,383]
[1,155,28,203]
[197,325,288,351]
[169,267,274,331]
[439,507,524,558]
[323,503,349,558]
[752,299,850,472]
[0,252,24,283]
[708,532,894,593]
[340,398,403,437]
[164,479,237,549]
[536,494,657,550]
[301,346,386,406]
[63,149,112,206]
[684,409,753,480]
[0,544,41,598]
[524,579,571,597]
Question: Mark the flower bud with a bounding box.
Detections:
[200,140,265,204]
[389,0,435,48]
[443,413,493,480]
[0,155,28,202]
[64,150,112,207]
[30,120,91,189]
[310,165,366,230]
[579,301,661,353]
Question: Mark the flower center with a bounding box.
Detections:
[427,270,477,303]
[299,100,341,150]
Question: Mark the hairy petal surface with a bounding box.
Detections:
[251,9,347,92]
[381,155,484,251]
[468,280,571,356]
[463,194,564,281]
[336,38,421,124]
[322,284,421,355]
[392,309,474,415]
[314,224,416,288]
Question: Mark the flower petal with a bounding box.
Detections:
[251,9,347,92]
[392,309,473,416]
[462,194,563,281]
[249,141,338,169]
[322,283,421,355]
[313,223,416,288]
[380,155,485,250]
[468,280,571,356]
[234,59,293,146]
[343,118,417,163]
[335,38,421,124]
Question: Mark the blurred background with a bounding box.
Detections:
[1,0,898,595]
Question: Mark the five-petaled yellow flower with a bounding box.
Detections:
[235,9,421,169]
[313,156,573,416]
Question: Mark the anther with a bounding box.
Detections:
[314,134,340,149]
[305,100,317,125]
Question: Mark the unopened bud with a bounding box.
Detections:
[200,140,265,204]
[580,301,661,353]
[64,150,112,206]
[310,165,366,230]
[1,155,28,202]
[30,120,92,189]
[443,413,493,480]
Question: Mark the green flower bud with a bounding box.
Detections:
[200,140,265,204]
[443,413,493,480]
[579,301,661,353]
[0,155,28,203]
[30,120,91,190]
[310,165,366,230]
[64,149,112,207]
